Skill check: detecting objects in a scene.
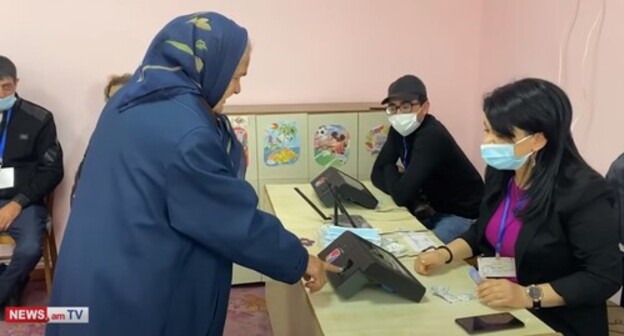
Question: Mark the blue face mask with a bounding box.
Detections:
[0,94,17,111]
[319,224,381,247]
[480,135,533,170]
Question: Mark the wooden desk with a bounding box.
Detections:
[263,182,556,336]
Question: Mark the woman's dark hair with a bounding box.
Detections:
[483,78,587,221]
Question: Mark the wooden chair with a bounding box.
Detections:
[0,193,58,295]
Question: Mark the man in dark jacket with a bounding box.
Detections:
[0,55,63,316]
[372,75,484,243]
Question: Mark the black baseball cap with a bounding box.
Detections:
[0,56,17,80]
[381,75,427,105]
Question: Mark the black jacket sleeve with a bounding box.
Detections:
[13,115,64,207]
[549,180,622,306]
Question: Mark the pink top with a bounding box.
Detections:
[485,179,526,283]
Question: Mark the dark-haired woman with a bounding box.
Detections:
[414,78,621,335]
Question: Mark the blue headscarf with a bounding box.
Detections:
[113,12,248,178]
[115,12,248,110]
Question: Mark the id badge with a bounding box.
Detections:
[0,167,15,189]
[477,257,516,278]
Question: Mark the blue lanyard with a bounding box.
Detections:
[0,108,13,166]
[495,179,526,257]
[402,137,409,167]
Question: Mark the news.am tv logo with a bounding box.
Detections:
[5,307,89,323]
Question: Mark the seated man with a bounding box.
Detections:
[371,75,484,243]
[0,56,63,316]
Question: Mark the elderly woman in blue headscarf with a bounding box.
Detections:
[47,12,339,336]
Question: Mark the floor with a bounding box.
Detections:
[0,280,273,336]
[3,279,624,335]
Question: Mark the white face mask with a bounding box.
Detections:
[388,113,421,136]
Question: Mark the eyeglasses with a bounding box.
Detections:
[385,101,421,115]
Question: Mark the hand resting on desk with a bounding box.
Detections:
[414,249,448,275]
[415,245,541,309]
[476,279,532,309]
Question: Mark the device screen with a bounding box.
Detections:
[455,312,525,334]
[337,170,366,191]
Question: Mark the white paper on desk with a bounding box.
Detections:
[401,232,436,253]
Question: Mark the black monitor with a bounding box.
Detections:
[311,167,378,209]
[318,231,426,302]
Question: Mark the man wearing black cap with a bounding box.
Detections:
[371,75,484,243]
[0,55,63,318]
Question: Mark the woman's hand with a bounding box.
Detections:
[476,279,531,308]
[414,249,448,275]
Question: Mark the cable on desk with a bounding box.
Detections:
[380,228,431,236]
[364,214,418,222]
[373,206,404,213]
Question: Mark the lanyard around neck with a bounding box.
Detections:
[495,179,527,257]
